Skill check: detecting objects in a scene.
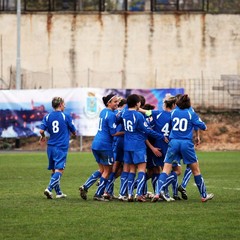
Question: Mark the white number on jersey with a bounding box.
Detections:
[52,120,59,133]
[172,117,188,131]
[162,123,170,136]
[123,119,133,132]
[98,118,103,131]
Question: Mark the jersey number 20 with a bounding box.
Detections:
[172,117,188,131]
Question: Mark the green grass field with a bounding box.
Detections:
[0,151,240,240]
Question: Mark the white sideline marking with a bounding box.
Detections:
[192,183,240,191]
[223,187,240,191]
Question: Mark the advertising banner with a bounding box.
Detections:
[0,88,184,138]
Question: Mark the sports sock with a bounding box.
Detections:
[133,178,138,189]
[136,171,146,196]
[155,172,168,195]
[51,173,62,195]
[105,172,115,195]
[95,177,108,196]
[83,170,101,190]
[119,171,128,196]
[181,167,192,189]
[171,171,178,196]
[194,174,207,198]
[151,173,159,193]
[48,172,62,191]
[163,172,176,189]
[128,172,136,197]
[142,172,149,195]
[163,172,176,197]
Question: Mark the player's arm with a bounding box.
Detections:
[192,112,207,131]
[39,129,46,144]
[113,131,124,137]
[194,129,200,146]
[145,139,162,157]
[138,108,152,117]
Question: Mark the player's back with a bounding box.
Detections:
[170,108,206,140]
[152,110,171,151]
[44,111,71,148]
[92,108,117,150]
[122,110,148,151]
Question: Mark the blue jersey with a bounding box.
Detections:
[113,123,124,151]
[152,110,171,155]
[122,110,163,151]
[92,108,117,150]
[170,108,206,140]
[40,111,76,150]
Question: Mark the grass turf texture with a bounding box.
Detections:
[0,151,240,240]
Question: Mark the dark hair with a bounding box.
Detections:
[52,97,64,109]
[102,94,116,107]
[175,94,183,101]
[176,94,191,109]
[142,103,155,110]
[127,94,141,108]
[118,98,127,107]
[164,96,176,109]
[139,95,146,108]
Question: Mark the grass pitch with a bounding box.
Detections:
[0,151,240,240]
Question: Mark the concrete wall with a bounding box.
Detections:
[0,12,240,89]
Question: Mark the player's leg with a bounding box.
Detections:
[127,164,136,202]
[152,162,172,202]
[182,143,214,202]
[93,150,114,201]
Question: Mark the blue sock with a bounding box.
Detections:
[163,172,175,190]
[50,173,62,195]
[171,172,178,196]
[48,172,62,191]
[142,172,149,195]
[105,172,115,195]
[156,172,168,195]
[181,167,192,189]
[119,171,128,196]
[84,170,101,190]
[133,178,138,189]
[128,172,136,197]
[194,174,207,198]
[54,183,62,195]
[151,173,159,193]
[164,186,170,197]
[163,172,176,197]
[136,171,146,196]
[95,177,108,196]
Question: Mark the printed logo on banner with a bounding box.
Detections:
[84,92,100,118]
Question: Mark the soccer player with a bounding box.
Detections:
[175,93,201,200]
[79,94,123,201]
[122,94,167,202]
[103,98,127,200]
[39,97,76,199]
[152,94,214,202]
[143,96,181,201]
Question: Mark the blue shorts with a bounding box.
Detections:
[92,149,114,166]
[47,146,68,170]
[152,155,165,167]
[113,148,124,163]
[150,142,168,168]
[124,149,147,165]
[146,147,155,169]
[164,139,198,165]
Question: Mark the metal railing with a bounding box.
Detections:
[0,0,240,13]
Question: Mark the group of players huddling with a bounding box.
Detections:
[78,93,214,203]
